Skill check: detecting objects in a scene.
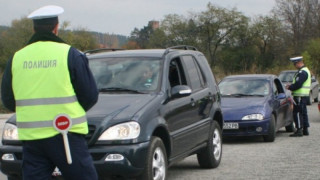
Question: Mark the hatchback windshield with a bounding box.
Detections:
[219,79,270,97]
[89,57,161,92]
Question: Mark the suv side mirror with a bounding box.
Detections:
[171,85,192,99]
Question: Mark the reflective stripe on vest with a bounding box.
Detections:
[16,96,77,106]
[12,41,88,140]
[292,67,311,97]
[17,115,87,128]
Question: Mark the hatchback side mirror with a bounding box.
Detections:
[276,93,286,99]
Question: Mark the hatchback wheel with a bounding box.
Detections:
[285,121,294,132]
[139,137,167,180]
[197,121,222,168]
[307,92,312,105]
[263,115,276,142]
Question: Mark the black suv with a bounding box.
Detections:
[0,46,223,180]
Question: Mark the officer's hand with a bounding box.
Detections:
[285,84,290,89]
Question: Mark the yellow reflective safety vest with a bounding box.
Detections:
[292,67,311,97]
[12,41,88,140]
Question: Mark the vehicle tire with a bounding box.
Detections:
[307,92,312,105]
[314,95,318,102]
[263,115,276,142]
[197,121,222,168]
[139,137,167,180]
[285,122,294,132]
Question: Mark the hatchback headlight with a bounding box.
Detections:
[98,121,140,140]
[242,114,264,121]
[2,123,18,140]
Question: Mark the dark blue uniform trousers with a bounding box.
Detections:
[22,133,98,180]
[293,96,309,129]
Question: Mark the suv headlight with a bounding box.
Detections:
[242,114,264,121]
[98,121,140,140]
[2,123,18,140]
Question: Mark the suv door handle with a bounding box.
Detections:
[191,98,196,107]
[208,92,213,100]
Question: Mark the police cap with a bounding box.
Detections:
[289,56,303,63]
[28,5,64,20]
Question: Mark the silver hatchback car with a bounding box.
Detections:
[279,70,319,105]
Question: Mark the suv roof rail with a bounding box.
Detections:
[84,48,124,55]
[162,45,198,57]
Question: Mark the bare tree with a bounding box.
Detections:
[274,0,320,53]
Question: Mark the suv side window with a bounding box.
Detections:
[181,55,204,91]
[169,58,187,87]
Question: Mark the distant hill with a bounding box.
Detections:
[0,25,9,32]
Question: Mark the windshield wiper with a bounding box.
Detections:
[224,93,264,97]
[247,94,265,97]
[99,87,144,94]
[230,93,248,97]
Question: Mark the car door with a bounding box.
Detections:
[165,55,212,157]
[311,75,319,101]
[273,78,292,129]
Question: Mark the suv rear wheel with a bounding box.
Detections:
[197,121,222,168]
[139,137,167,180]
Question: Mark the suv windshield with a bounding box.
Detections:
[89,57,161,92]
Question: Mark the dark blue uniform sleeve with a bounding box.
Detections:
[1,58,15,112]
[68,47,98,111]
[288,70,308,91]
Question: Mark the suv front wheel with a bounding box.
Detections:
[197,121,222,168]
[139,137,167,180]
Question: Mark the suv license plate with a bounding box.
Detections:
[223,123,239,129]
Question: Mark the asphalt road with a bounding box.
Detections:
[0,103,319,180]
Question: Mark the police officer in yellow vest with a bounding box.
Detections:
[1,5,99,180]
[285,56,311,137]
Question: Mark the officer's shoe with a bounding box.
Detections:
[303,128,309,136]
[290,129,303,137]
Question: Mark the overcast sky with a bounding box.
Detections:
[1,0,276,36]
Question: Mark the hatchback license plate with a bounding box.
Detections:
[223,123,239,129]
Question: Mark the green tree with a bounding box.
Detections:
[129,24,154,49]
[0,18,99,72]
[161,14,200,47]
[250,15,288,71]
[68,29,99,51]
[303,39,320,75]
[197,3,248,68]
[148,28,169,48]
[59,23,98,51]
[218,18,257,73]
[0,17,33,71]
